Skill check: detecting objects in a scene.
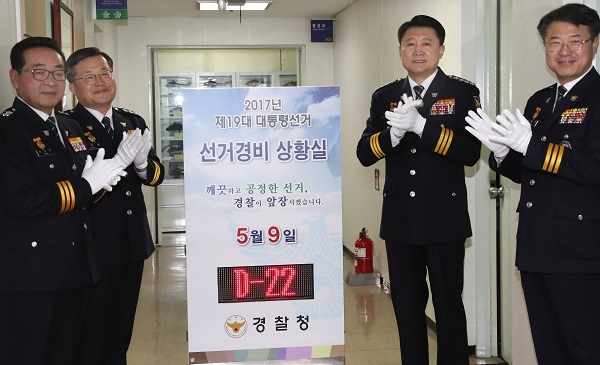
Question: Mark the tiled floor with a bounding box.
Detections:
[127,237,507,364]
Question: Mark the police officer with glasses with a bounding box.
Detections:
[465,4,600,364]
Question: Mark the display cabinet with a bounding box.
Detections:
[197,73,234,89]
[276,72,298,87]
[158,74,193,180]
[156,73,194,234]
[237,72,273,87]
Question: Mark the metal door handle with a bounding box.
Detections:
[489,185,504,199]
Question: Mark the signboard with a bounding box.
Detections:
[311,20,333,43]
[94,0,128,20]
[183,86,343,364]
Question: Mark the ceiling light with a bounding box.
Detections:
[197,1,272,11]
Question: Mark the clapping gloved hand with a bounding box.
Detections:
[385,93,426,138]
[490,109,532,155]
[81,148,127,194]
[465,108,510,158]
[114,128,143,167]
[133,128,152,171]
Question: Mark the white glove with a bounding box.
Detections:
[133,128,152,170]
[103,173,127,191]
[114,129,142,167]
[490,109,532,155]
[465,108,510,158]
[82,148,127,194]
[385,93,426,135]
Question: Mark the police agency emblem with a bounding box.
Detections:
[224,315,248,338]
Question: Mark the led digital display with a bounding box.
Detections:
[217,264,314,303]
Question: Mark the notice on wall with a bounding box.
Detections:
[183,86,344,364]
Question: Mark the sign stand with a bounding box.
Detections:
[183,86,344,364]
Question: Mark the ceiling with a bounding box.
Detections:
[127,0,358,19]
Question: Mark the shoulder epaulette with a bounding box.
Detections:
[115,107,140,116]
[448,75,476,86]
[1,107,17,118]
[531,84,555,98]
[375,78,402,93]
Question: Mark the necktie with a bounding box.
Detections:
[553,85,567,112]
[413,85,425,100]
[46,116,59,139]
[101,116,114,138]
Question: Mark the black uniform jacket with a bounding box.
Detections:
[0,98,98,291]
[66,104,164,267]
[357,68,481,245]
[490,68,600,273]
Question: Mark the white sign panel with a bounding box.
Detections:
[183,87,343,363]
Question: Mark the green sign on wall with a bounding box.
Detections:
[95,0,128,20]
[95,9,128,20]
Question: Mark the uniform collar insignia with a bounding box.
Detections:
[570,95,578,101]
[1,108,15,117]
[87,125,94,130]
[43,130,50,137]
[431,92,438,97]
[120,121,127,127]
[546,97,552,104]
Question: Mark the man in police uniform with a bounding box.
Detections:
[356,15,481,365]
[0,37,125,364]
[65,47,164,365]
[466,4,600,364]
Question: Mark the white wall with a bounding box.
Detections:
[0,1,21,108]
[112,16,333,120]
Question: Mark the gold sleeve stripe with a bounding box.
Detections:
[149,161,161,185]
[57,181,67,214]
[94,190,107,205]
[442,129,454,155]
[434,128,448,154]
[553,145,565,173]
[434,127,453,155]
[370,133,385,159]
[542,144,556,171]
[542,143,566,174]
[547,146,559,172]
[63,181,75,212]
[56,180,75,213]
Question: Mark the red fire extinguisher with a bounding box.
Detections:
[354,227,374,273]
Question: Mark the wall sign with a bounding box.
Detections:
[183,86,344,364]
[94,0,128,20]
[311,20,333,43]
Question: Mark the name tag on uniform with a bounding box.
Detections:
[559,108,587,124]
[430,98,455,115]
[68,137,87,152]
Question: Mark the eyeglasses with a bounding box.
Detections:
[544,37,593,52]
[73,70,114,85]
[19,68,66,81]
